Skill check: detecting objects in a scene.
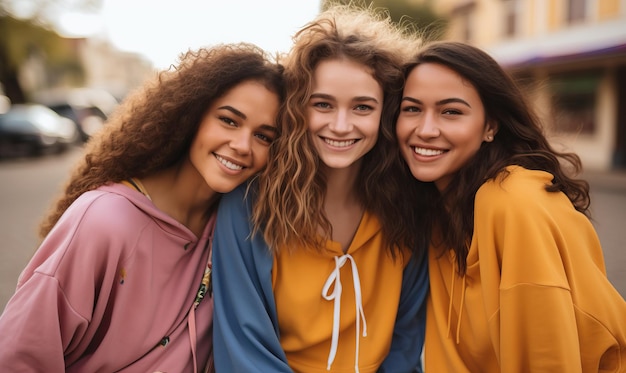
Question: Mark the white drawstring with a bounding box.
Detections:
[321,254,367,372]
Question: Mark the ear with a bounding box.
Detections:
[483,120,498,142]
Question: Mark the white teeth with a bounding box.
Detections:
[414,147,444,156]
[215,154,243,170]
[324,138,356,147]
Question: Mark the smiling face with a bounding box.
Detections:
[307,58,383,172]
[189,80,280,193]
[396,62,496,191]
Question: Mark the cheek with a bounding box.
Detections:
[395,120,410,142]
[365,114,382,135]
[453,131,485,164]
[306,109,322,131]
[253,145,271,169]
[188,133,205,157]
[191,121,214,148]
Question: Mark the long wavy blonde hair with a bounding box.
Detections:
[39,43,284,239]
[252,4,422,255]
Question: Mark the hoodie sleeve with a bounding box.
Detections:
[378,250,429,373]
[475,169,589,372]
[0,272,85,372]
[212,184,293,372]
[0,193,115,372]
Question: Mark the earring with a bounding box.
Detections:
[486,135,493,141]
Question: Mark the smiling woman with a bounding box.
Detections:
[211,5,429,373]
[396,41,626,372]
[188,80,279,202]
[0,42,285,373]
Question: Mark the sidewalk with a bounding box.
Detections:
[582,169,626,193]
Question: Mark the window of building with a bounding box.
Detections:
[550,72,600,134]
[502,0,520,37]
[452,2,476,42]
[567,0,587,23]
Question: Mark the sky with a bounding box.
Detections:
[55,0,322,69]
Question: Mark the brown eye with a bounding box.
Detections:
[220,116,237,126]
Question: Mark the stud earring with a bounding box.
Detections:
[486,135,493,141]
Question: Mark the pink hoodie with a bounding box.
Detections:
[0,183,214,372]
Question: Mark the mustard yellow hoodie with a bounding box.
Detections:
[273,211,421,372]
[425,166,626,372]
[212,183,429,373]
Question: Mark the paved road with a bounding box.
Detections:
[1,147,625,311]
[585,179,626,297]
[0,146,83,309]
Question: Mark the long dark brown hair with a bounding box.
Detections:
[403,41,591,274]
[39,43,284,238]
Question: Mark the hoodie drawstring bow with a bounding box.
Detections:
[322,254,367,372]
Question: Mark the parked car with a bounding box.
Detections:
[0,104,79,157]
[47,102,107,142]
[33,88,118,142]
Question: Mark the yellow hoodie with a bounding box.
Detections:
[425,166,626,372]
[273,211,419,373]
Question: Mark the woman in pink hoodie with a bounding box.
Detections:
[0,42,284,373]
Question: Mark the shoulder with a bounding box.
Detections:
[47,185,156,257]
[219,182,255,210]
[217,182,257,229]
[476,166,556,210]
[66,186,149,234]
[21,186,151,284]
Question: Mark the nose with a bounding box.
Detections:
[328,109,352,134]
[415,112,440,138]
[229,130,252,155]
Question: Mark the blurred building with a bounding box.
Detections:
[19,36,154,103]
[76,37,155,101]
[413,0,626,171]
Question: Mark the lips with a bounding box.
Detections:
[322,137,358,148]
[412,146,445,156]
[214,154,244,171]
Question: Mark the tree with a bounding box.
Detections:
[321,0,447,41]
[0,0,99,103]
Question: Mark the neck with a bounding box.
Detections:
[322,165,360,207]
[140,160,220,236]
[321,165,364,253]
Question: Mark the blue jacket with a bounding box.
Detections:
[212,184,428,372]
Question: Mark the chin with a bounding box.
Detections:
[409,171,438,184]
[207,181,243,194]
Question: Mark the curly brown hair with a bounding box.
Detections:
[404,41,591,274]
[252,4,423,255]
[39,43,284,238]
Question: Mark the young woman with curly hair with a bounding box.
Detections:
[396,41,626,372]
[0,42,284,373]
[212,5,428,373]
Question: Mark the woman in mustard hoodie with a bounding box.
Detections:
[212,5,428,373]
[396,41,626,372]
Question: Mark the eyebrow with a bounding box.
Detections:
[310,93,380,104]
[218,105,246,120]
[402,97,472,108]
[218,105,278,134]
[260,124,279,134]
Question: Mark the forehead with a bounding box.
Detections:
[211,80,279,119]
[311,58,382,97]
[406,63,480,97]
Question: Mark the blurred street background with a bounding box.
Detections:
[1,0,626,307]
